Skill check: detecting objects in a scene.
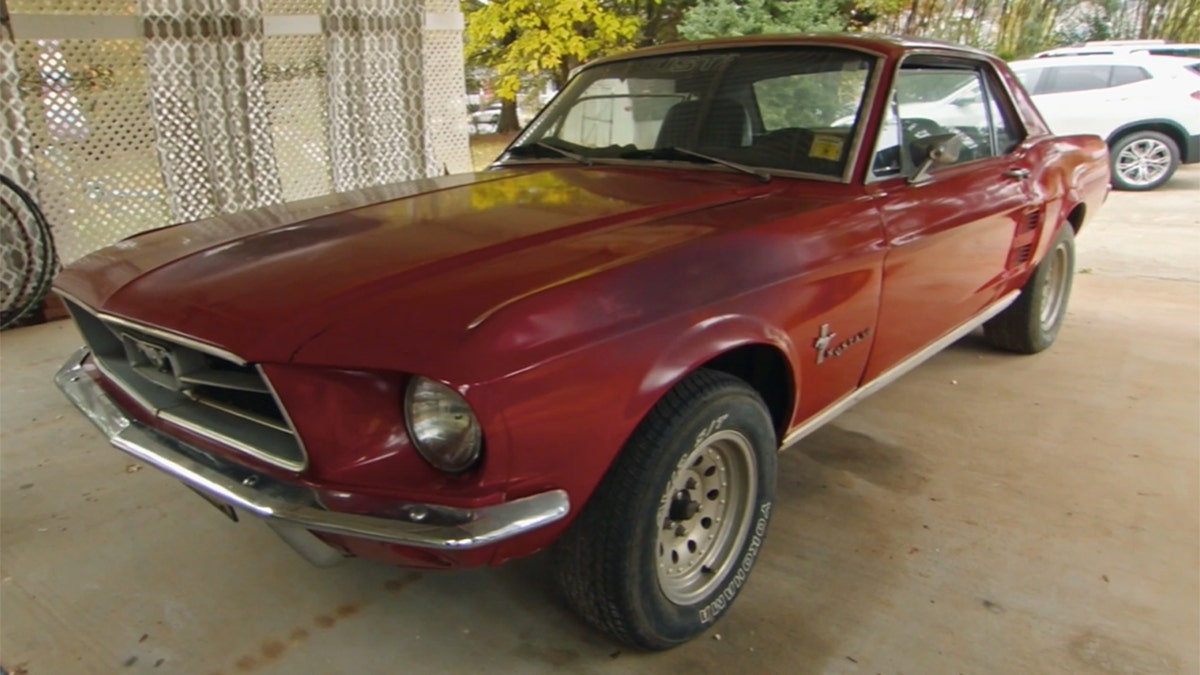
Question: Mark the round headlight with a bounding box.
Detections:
[405,377,483,473]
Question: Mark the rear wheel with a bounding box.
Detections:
[553,369,777,649]
[984,225,1075,354]
[1110,130,1179,191]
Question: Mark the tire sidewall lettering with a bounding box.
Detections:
[697,501,772,624]
[659,413,731,512]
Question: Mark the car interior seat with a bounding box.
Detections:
[657,99,750,149]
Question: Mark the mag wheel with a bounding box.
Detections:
[553,369,777,649]
[655,428,757,606]
[1111,131,1179,191]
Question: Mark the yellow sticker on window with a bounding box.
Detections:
[809,135,844,161]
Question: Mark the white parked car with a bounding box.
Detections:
[1009,54,1200,190]
[469,104,503,135]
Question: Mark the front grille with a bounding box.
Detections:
[62,297,307,471]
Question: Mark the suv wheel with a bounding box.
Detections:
[1111,130,1179,191]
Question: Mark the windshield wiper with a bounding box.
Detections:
[505,141,593,166]
[621,146,771,183]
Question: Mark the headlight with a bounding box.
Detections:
[404,376,483,473]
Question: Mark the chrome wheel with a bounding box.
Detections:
[1116,138,1172,188]
[655,429,757,605]
[1039,240,1070,331]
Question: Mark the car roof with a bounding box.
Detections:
[1034,42,1200,58]
[585,33,995,68]
[1009,53,1200,70]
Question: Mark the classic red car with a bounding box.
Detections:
[54,34,1108,648]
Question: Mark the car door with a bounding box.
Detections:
[1026,64,1119,137]
[862,57,1034,380]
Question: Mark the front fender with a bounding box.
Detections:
[629,313,798,426]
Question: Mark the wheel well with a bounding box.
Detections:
[1107,121,1188,161]
[701,344,794,442]
[1066,203,1086,233]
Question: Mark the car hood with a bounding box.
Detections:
[55,166,789,366]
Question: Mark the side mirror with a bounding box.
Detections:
[908,133,964,184]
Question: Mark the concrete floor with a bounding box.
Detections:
[2,167,1197,675]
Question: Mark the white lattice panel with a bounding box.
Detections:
[15,38,170,263]
[325,0,428,192]
[264,34,333,201]
[1,36,46,319]
[262,0,321,14]
[423,28,472,175]
[8,0,138,14]
[6,1,470,267]
[1,39,38,193]
[141,0,282,222]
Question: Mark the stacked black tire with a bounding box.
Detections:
[1,174,56,330]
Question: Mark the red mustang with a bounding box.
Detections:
[54,35,1107,648]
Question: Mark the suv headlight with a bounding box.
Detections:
[404,376,483,473]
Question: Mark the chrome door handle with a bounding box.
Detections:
[1004,168,1031,180]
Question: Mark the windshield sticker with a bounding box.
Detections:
[809,135,844,161]
[655,54,737,73]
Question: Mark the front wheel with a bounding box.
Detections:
[553,369,777,649]
[984,225,1075,354]
[1110,130,1179,191]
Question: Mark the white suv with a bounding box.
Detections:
[1034,40,1200,60]
[1008,54,1200,190]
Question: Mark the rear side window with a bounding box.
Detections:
[1146,47,1200,59]
[1014,68,1043,92]
[1036,66,1112,94]
[1110,66,1151,87]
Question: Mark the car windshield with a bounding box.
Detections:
[505,47,877,179]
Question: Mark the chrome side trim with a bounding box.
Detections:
[780,289,1019,450]
[56,348,571,560]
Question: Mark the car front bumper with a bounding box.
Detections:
[55,347,570,567]
[1185,134,1200,164]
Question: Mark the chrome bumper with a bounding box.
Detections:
[55,348,570,566]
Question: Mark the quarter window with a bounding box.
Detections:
[1110,66,1151,87]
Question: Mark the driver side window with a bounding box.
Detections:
[871,63,1023,179]
[897,68,993,167]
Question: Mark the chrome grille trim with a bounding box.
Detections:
[99,312,248,365]
[58,294,308,472]
[258,364,310,464]
[160,410,306,473]
[182,390,293,434]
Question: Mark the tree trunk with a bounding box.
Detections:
[555,57,576,90]
[498,97,520,133]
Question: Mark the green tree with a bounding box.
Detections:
[678,0,848,40]
[629,0,699,46]
[464,0,644,132]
